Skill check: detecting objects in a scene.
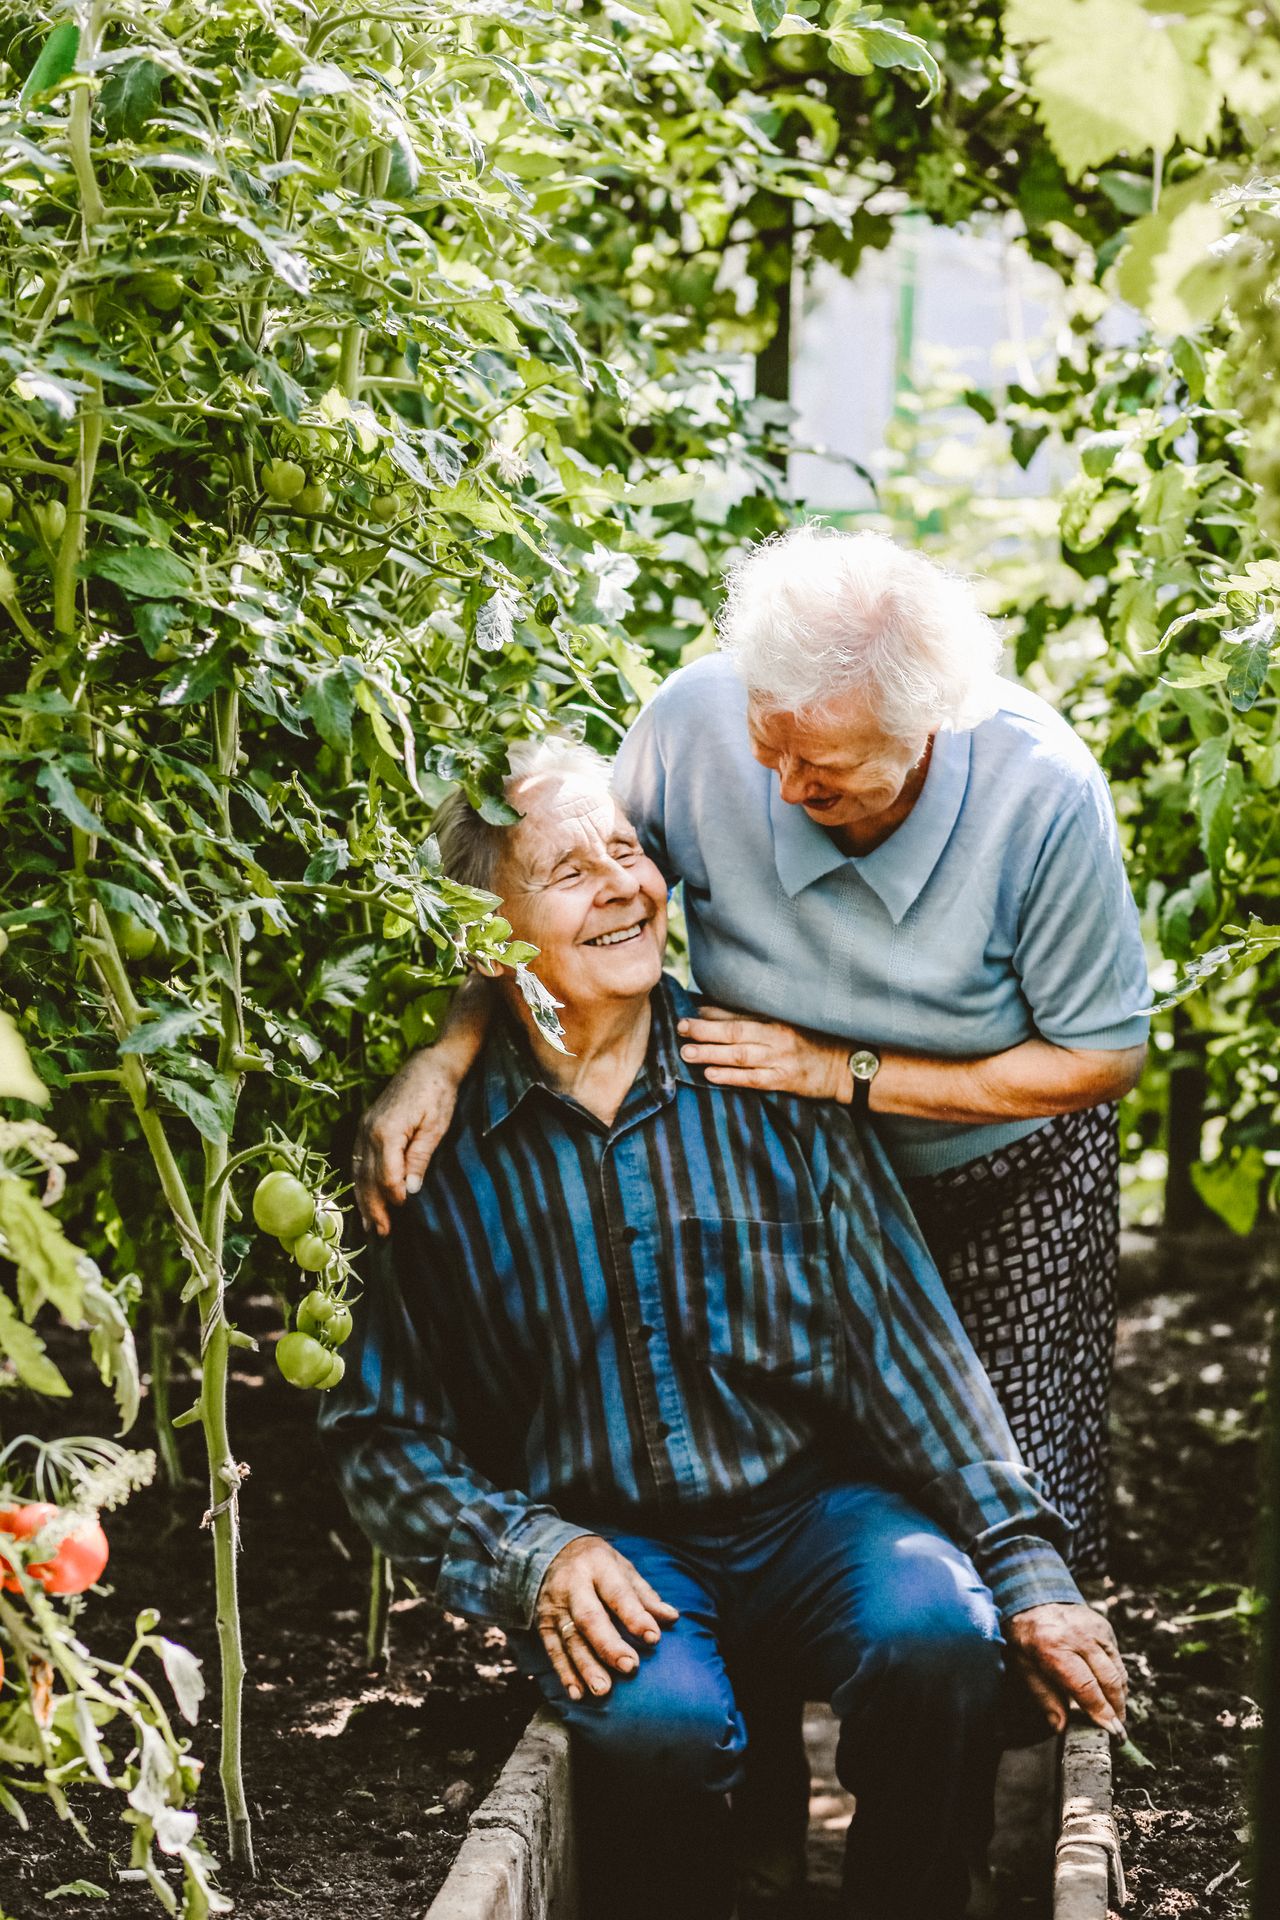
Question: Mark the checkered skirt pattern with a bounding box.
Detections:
[904,1103,1119,1580]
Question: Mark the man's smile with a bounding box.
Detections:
[585,919,649,948]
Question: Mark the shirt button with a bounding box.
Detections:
[638,1324,656,1340]
[655,1422,671,1440]
[620,1226,640,1245]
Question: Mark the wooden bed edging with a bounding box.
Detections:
[427,1709,578,1920]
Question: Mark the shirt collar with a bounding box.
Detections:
[481,975,700,1137]
[768,727,972,925]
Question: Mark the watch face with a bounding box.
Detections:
[850,1049,879,1081]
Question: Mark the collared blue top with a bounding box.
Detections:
[613,654,1151,1177]
[320,978,1081,1632]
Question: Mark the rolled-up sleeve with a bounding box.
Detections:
[1015,771,1151,1052]
[318,1232,589,1629]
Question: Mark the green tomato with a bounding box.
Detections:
[110,911,159,962]
[263,459,306,503]
[192,260,217,294]
[0,485,13,522]
[0,928,9,959]
[36,501,66,544]
[295,482,329,515]
[275,1331,335,1390]
[296,1291,352,1346]
[0,560,16,602]
[318,1350,346,1390]
[369,492,400,524]
[292,1231,333,1272]
[321,1302,353,1347]
[141,270,184,313]
[252,1171,315,1240]
[315,1201,343,1245]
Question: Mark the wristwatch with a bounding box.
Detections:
[847,1047,881,1117]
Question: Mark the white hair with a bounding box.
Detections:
[716,525,1003,739]
[434,735,613,892]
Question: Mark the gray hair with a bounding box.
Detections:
[716,525,1003,739]
[434,735,613,893]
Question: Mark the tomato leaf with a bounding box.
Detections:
[19,21,80,106]
[100,56,164,139]
[1224,614,1276,713]
[158,1637,206,1725]
[0,1286,71,1398]
[88,547,194,599]
[118,1008,206,1055]
[751,0,787,36]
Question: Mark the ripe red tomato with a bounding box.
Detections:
[0,1504,110,1596]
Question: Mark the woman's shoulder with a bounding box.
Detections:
[970,677,1105,800]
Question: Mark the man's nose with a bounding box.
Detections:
[600,857,641,898]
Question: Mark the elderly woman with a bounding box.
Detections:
[357,527,1148,1584]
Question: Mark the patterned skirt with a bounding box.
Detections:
[902,1103,1120,1581]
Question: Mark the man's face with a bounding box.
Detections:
[493,773,668,1014]
[746,687,930,831]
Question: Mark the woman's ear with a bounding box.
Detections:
[464,955,506,979]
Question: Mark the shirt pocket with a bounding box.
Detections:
[674,1215,844,1390]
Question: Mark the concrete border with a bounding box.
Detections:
[1054,1715,1125,1917]
[427,1709,577,1920]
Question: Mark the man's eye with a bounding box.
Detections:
[614,846,640,863]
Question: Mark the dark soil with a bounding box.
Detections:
[0,1297,534,1918]
[0,1259,1270,1920]
[1103,1263,1272,1920]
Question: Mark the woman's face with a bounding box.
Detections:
[746,688,930,831]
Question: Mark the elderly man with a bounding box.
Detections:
[322,738,1126,1920]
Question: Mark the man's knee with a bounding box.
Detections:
[566,1658,746,1795]
[834,1613,1005,1723]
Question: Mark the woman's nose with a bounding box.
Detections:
[777,759,813,805]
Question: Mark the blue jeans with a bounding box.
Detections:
[512,1478,1007,1920]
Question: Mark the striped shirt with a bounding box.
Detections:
[321,976,1082,1629]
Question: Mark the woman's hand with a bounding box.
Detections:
[353,1050,466,1235]
[677,1006,852,1102]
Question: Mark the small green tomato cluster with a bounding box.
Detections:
[252,1173,351,1392]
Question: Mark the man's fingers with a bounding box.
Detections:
[1018,1661,1068,1735]
[702,1067,774,1088]
[632,1573,680,1627]
[560,1619,614,1696]
[537,1623,583,1702]
[595,1572,660,1648]
[680,1041,765,1069]
[1086,1643,1128,1723]
[1043,1650,1124,1733]
[571,1590,638,1675]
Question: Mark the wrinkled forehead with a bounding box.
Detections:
[501,772,627,879]
[747,686,887,755]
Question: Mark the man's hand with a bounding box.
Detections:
[677,1006,851,1102]
[353,1050,464,1235]
[1007,1602,1127,1736]
[535,1536,680,1703]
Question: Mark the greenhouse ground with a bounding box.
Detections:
[0,1249,1268,1920]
